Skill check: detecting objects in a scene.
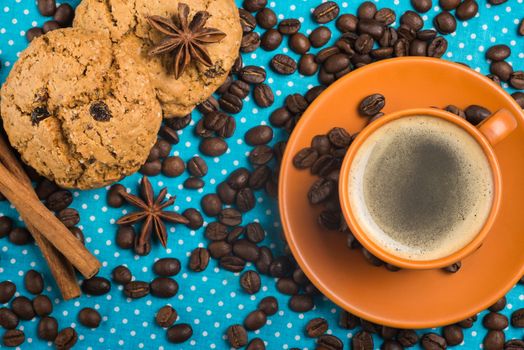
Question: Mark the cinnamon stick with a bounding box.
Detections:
[0,162,100,278]
[0,136,80,299]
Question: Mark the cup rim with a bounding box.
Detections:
[339,108,503,270]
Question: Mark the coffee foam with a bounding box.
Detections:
[348,116,494,261]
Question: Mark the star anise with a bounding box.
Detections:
[116,176,189,255]
[147,3,227,79]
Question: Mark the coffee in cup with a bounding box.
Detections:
[347,115,494,261]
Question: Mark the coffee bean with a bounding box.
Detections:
[26,27,44,42]
[46,190,72,211]
[194,120,213,139]
[227,324,248,348]
[318,334,343,350]
[379,326,398,340]
[443,325,463,346]
[111,265,132,285]
[439,0,460,10]
[456,0,478,20]
[189,248,210,272]
[0,308,18,329]
[115,225,135,249]
[410,39,428,56]
[510,71,524,90]
[308,178,335,204]
[57,207,80,227]
[140,160,162,176]
[382,340,404,350]
[359,93,385,116]
[158,125,180,145]
[328,127,352,148]
[205,223,228,242]
[239,8,256,33]
[32,295,52,317]
[511,308,524,327]
[220,256,246,272]
[288,34,310,55]
[256,8,277,29]
[165,114,191,131]
[3,329,24,347]
[70,226,86,244]
[240,271,261,294]
[38,316,58,341]
[226,168,249,191]
[305,317,328,338]
[519,19,524,36]
[0,217,13,238]
[465,105,492,125]
[309,26,332,48]
[167,323,193,344]
[241,31,261,53]
[255,246,273,274]
[270,54,297,75]
[313,2,339,24]
[246,338,266,350]
[293,148,319,169]
[55,327,78,350]
[219,92,243,113]
[215,182,236,205]
[78,308,101,328]
[156,305,177,328]
[484,330,505,350]
[354,33,374,54]
[411,0,432,13]
[208,241,231,259]
[298,54,318,76]
[81,276,111,296]
[434,11,456,34]
[491,61,513,82]
[374,8,396,25]
[199,137,228,157]
[311,155,340,177]
[53,3,74,26]
[351,330,373,349]
[278,18,301,35]
[323,53,350,74]
[245,125,274,145]
[153,258,181,277]
[227,80,249,100]
[358,18,385,40]
[443,261,462,273]
[457,315,478,328]
[505,340,524,350]
[428,36,448,58]
[233,239,260,262]
[398,329,419,347]
[393,38,409,56]
[261,29,283,51]
[244,310,267,331]
[38,0,56,16]
[253,84,275,107]
[243,223,264,244]
[198,96,219,115]
[489,296,507,312]
[358,2,377,19]
[0,281,16,304]
[256,297,278,317]
[276,277,299,295]
[401,10,424,31]
[249,145,274,165]
[289,294,313,312]
[513,92,524,108]
[12,297,34,322]
[124,281,150,299]
[285,94,309,114]
[486,45,511,62]
[150,277,178,298]
[421,333,447,350]
[183,177,204,190]
[236,188,255,212]
[43,20,60,33]
[243,0,266,12]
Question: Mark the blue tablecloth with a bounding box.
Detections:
[0,0,523,349]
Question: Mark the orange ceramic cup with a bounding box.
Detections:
[339,107,518,270]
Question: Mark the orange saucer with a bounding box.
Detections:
[279,58,524,329]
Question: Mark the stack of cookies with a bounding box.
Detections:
[0,0,242,189]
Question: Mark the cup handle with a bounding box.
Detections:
[477,109,518,146]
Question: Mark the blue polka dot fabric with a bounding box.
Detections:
[0,0,523,349]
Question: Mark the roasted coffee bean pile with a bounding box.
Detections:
[26,0,75,42]
[1,0,523,349]
[0,270,87,348]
